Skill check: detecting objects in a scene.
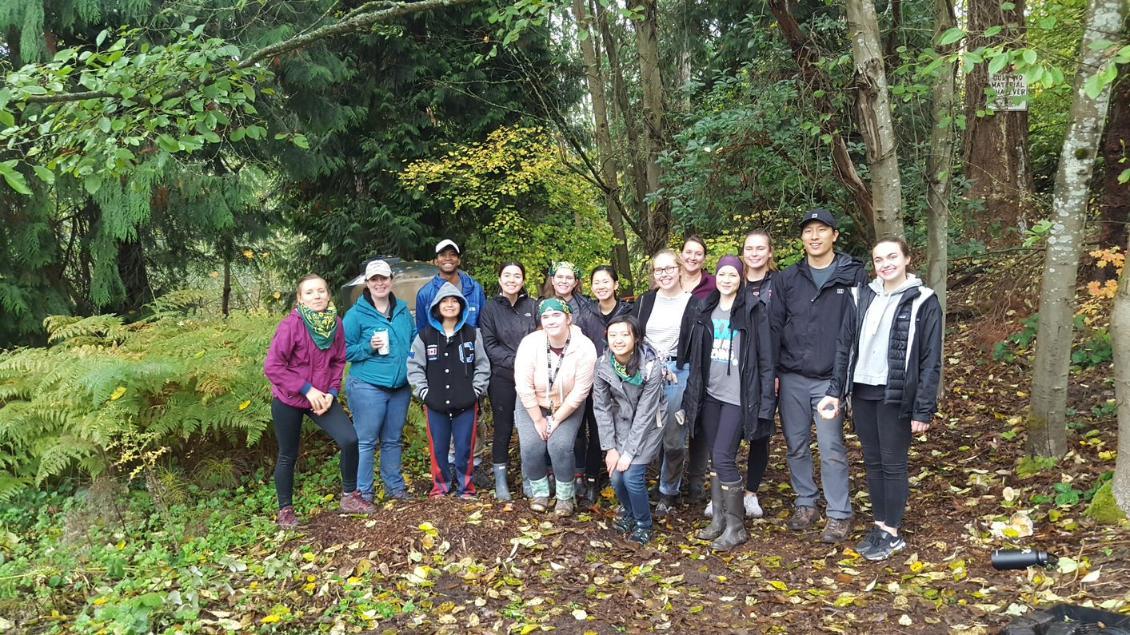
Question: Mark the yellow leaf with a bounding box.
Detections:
[109,386,127,401]
[768,580,789,591]
[239,400,251,411]
[261,615,281,624]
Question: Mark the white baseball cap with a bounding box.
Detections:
[364,259,392,279]
[435,239,461,255]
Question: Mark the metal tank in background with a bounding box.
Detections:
[338,256,438,315]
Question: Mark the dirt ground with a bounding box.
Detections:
[294,273,1130,634]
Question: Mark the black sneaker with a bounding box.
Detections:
[864,531,907,561]
[854,526,884,558]
[614,511,636,533]
[628,525,654,545]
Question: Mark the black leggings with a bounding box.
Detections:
[852,387,912,528]
[489,376,518,465]
[700,396,744,483]
[272,398,359,509]
[574,399,603,480]
[745,435,770,493]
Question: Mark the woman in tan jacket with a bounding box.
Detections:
[513,298,597,516]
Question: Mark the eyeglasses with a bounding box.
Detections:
[654,266,679,275]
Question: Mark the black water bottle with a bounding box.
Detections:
[991,549,1057,570]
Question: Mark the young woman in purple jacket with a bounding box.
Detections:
[264,274,375,528]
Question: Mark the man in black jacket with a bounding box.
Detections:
[768,209,868,543]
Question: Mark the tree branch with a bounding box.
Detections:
[23,0,479,105]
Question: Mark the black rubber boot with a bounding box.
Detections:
[712,480,749,552]
[696,473,725,541]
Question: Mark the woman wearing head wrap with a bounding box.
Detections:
[512,298,598,516]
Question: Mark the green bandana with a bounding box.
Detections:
[298,304,339,350]
[610,355,643,386]
[538,297,572,317]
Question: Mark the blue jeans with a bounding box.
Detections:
[425,406,478,496]
[347,378,411,500]
[612,463,652,529]
[658,362,690,496]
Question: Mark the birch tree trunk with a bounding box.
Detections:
[1028,0,1125,456]
[845,0,904,238]
[627,0,672,255]
[571,0,633,286]
[926,0,957,400]
[1114,238,1130,514]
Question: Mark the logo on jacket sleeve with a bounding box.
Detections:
[426,344,439,360]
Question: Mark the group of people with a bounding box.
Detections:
[263,208,943,560]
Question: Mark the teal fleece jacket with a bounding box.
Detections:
[343,291,416,389]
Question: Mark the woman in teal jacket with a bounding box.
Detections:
[343,260,417,501]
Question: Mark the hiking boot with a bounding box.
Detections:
[493,464,512,502]
[864,532,907,561]
[744,493,763,519]
[554,497,575,517]
[697,475,725,541]
[459,492,476,501]
[386,490,409,501]
[712,480,749,552]
[854,525,885,558]
[341,491,375,514]
[614,509,637,533]
[654,493,678,517]
[821,517,852,543]
[277,506,300,529]
[628,525,654,545]
[579,477,599,509]
[472,463,492,490]
[787,505,820,531]
[530,497,549,512]
[688,478,707,505]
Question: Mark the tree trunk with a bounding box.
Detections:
[222,248,233,317]
[926,0,958,400]
[845,0,904,238]
[627,0,672,255]
[596,0,650,264]
[116,238,153,315]
[1028,0,1125,457]
[1097,72,1130,253]
[572,0,633,286]
[963,0,1034,244]
[767,0,877,243]
[1113,233,1130,515]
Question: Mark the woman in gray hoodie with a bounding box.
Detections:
[592,315,667,544]
[819,236,943,562]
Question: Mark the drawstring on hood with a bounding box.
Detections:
[863,275,923,337]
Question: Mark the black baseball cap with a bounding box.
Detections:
[797,208,838,230]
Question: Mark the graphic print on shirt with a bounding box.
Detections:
[710,315,738,369]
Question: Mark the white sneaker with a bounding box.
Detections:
[704,500,713,518]
[744,493,763,518]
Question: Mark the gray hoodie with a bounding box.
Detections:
[852,275,923,386]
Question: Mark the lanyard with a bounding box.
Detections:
[546,336,571,395]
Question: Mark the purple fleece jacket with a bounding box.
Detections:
[263,309,346,409]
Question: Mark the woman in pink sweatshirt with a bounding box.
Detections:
[264,274,374,528]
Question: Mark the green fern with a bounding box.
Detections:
[0,292,279,497]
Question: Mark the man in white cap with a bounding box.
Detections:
[414,239,487,335]
[414,239,489,484]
